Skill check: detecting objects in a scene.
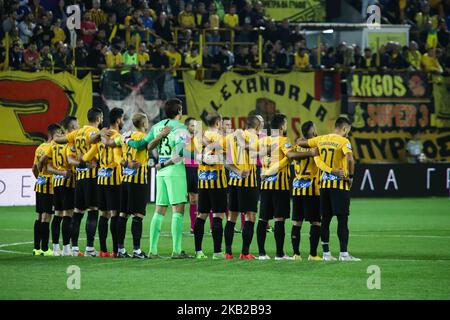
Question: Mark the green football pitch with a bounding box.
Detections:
[0,198,449,300]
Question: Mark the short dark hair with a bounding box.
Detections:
[87,107,103,123]
[207,114,222,127]
[109,107,124,124]
[222,116,231,122]
[184,117,196,125]
[301,121,314,138]
[60,116,77,131]
[164,98,182,119]
[47,123,61,136]
[335,116,351,129]
[270,113,287,130]
[246,115,261,129]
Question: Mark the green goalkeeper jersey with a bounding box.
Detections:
[127,119,187,177]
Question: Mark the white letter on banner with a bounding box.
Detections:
[426,168,436,190]
[384,169,398,190]
[360,169,374,191]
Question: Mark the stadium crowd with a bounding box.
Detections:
[0,0,450,77]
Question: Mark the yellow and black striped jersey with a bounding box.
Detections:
[45,141,76,188]
[308,134,353,191]
[83,130,123,186]
[259,135,292,191]
[194,130,227,189]
[122,131,148,184]
[67,125,100,180]
[226,130,258,188]
[292,146,320,196]
[33,142,53,194]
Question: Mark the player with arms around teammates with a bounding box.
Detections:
[54,108,104,257]
[126,99,191,258]
[297,117,360,261]
[32,124,61,256]
[39,117,80,256]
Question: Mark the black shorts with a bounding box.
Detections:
[320,188,350,217]
[120,182,148,215]
[228,186,259,213]
[186,166,198,194]
[36,192,54,214]
[75,178,98,210]
[259,189,290,221]
[292,195,321,222]
[198,188,227,213]
[53,186,74,211]
[98,185,121,211]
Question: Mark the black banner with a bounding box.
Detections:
[351,163,450,197]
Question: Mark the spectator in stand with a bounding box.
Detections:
[343,45,356,68]
[360,47,377,68]
[207,2,220,29]
[212,44,234,74]
[100,13,125,44]
[249,43,260,68]
[19,13,36,45]
[141,7,155,32]
[165,42,182,77]
[122,45,138,84]
[87,41,107,71]
[353,45,362,67]
[293,46,311,70]
[154,11,173,42]
[50,19,66,45]
[263,19,278,44]
[153,0,174,20]
[278,19,291,46]
[138,42,150,66]
[2,11,18,37]
[102,0,117,17]
[184,45,202,78]
[90,0,107,27]
[33,12,52,48]
[223,4,239,41]
[421,47,444,73]
[75,39,89,72]
[201,44,214,79]
[322,47,337,69]
[53,0,68,25]
[406,41,422,70]
[115,0,132,23]
[290,25,305,45]
[178,2,195,29]
[406,130,424,163]
[252,1,266,27]
[194,2,208,28]
[24,42,40,70]
[272,40,289,70]
[29,0,45,22]
[9,42,24,69]
[40,45,53,68]
[105,44,123,68]
[125,9,146,45]
[389,42,410,69]
[53,42,72,71]
[437,19,450,47]
[149,44,170,100]
[80,11,98,47]
[234,45,250,69]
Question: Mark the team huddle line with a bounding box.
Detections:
[31,98,360,262]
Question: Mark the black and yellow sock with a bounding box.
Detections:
[310,224,321,256]
[61,216,72,246]
[34,219,41,250]
[71,212,83,247]
[224,220,236,255]
[98,216,108,252]
[241,220,254,255]
[110,215,118,253]
[291,225,301,255]
[274,220,285,257]
[256,220,268,256]
[86,210,99,247]
[41,222,50,252]
[194,217,206,252]
[131,216,143,251]
[212,217,223,254]
[51,215,62,245]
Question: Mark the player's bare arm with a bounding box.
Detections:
[313,156,344,178]
[346,152,355,188]
[32,164,39,179]
[285,148,318,160]
[46,162,71,178]
[53,134,68,144]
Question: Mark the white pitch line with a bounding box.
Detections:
[0,249,29,255]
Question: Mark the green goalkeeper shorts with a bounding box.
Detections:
[156,174,188,206]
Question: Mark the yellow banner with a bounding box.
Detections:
[183,71,340,142]
[433,77,450,128]
[0,71,92,167]
[349,130,450,163]
[261,0,325,22]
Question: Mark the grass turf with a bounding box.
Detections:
[0,198,449,300]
